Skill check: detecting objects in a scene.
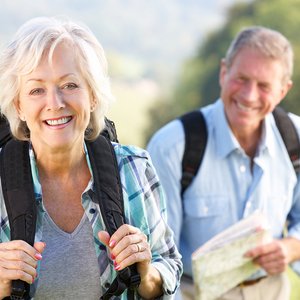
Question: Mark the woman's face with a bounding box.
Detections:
[17,43,92,153]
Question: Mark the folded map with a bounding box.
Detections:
[191,211,272,300]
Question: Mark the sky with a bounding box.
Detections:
[0,0,247,146]
[0,0,241,72]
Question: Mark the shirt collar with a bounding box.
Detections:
[29,144,42,197]
[261,113,276,158]
[213,99,240,158]
[212,99,275,159]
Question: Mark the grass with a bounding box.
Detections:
[289,268,300,300]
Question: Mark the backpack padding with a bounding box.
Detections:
[273,106,300,172]
[0,115,12,148]
[102,118,119,143]
[180,110,207,196]
[86,136,140,299]
[179,107,300,199]
[0,140,36,299]
[86,136,124,235]
[0,135,139,299]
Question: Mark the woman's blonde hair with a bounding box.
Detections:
[0,16,114,140]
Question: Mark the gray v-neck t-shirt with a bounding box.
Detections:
[33,212,102,299]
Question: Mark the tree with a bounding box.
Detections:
[145,0,300,143]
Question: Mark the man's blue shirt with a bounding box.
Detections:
[147,99,300,277]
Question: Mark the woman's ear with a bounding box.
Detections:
[90,98,97,112]
[14,100,25,121]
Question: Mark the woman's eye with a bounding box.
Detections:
[62,83,78,90]
[29,88,44,95]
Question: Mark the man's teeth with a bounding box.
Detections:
[237,102,253,112]
[46,117,71,126]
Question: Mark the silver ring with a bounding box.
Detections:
[136,244,141,252]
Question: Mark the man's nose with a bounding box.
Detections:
[241,82,259,102]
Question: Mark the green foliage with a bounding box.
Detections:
[146,0,300,142]
[288,267,300,300]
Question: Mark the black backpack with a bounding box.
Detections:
[180,106,300,196]
[0,117,140,300]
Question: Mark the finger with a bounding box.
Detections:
[0,258,37,278]
[245,242,278,258]
[111,231,146,257]
[0,240,42,262]
[254,258,286,275]
[34,242,46,255]
[0,267,35,284]
[254,253,287,273]
[113,242,151,271]
[0,248,39,268]
[109,224,139,246]
[255,250,286,265]
[98,231,111,247]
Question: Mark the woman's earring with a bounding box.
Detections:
[20,115,26,122]
[90,100,97,112]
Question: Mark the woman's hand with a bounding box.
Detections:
[0,240,45,299]
[98,224,163,299]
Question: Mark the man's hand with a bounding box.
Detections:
[245,237,300,275]
[245,239,288,275]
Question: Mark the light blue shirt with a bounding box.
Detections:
[147,99,300,278]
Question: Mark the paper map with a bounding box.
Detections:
[192,211,272,300]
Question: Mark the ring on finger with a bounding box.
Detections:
[136,243,142,252]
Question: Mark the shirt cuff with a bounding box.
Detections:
[152,261,181,298]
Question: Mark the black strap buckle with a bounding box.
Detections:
[10,281,27,300]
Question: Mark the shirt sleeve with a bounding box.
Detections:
[116,144,183,298]
[147,120,184,248]
[287,172,300,275]
[143,157,183,297]
[285,113,300,275]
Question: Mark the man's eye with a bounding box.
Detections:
[236,77,246,83]
[62,83,78,90]
[259,83,270,92]
[29,88,44,95]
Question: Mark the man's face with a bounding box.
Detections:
[219,47,292,136]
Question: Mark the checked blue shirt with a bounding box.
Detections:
[0,142,182,299]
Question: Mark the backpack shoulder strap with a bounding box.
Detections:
[102,117,119,143]
[0,139,36,299]
[179,110,208,197]
[86,136,140,300]
[272,106,300,173]
[0,115,13,147]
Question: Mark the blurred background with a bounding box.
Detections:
[1,0,300,149]
[0,0,246,147]
[1,1,300,298]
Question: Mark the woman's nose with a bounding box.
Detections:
[46,88,65,110]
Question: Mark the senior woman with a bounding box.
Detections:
[0,17,182,299]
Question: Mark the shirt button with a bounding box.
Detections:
[246,202,252,209]
[240,165,246,173]
[203,206,208,214]
[104,282,111,289]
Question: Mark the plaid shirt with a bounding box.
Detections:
[0,143,182,299]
